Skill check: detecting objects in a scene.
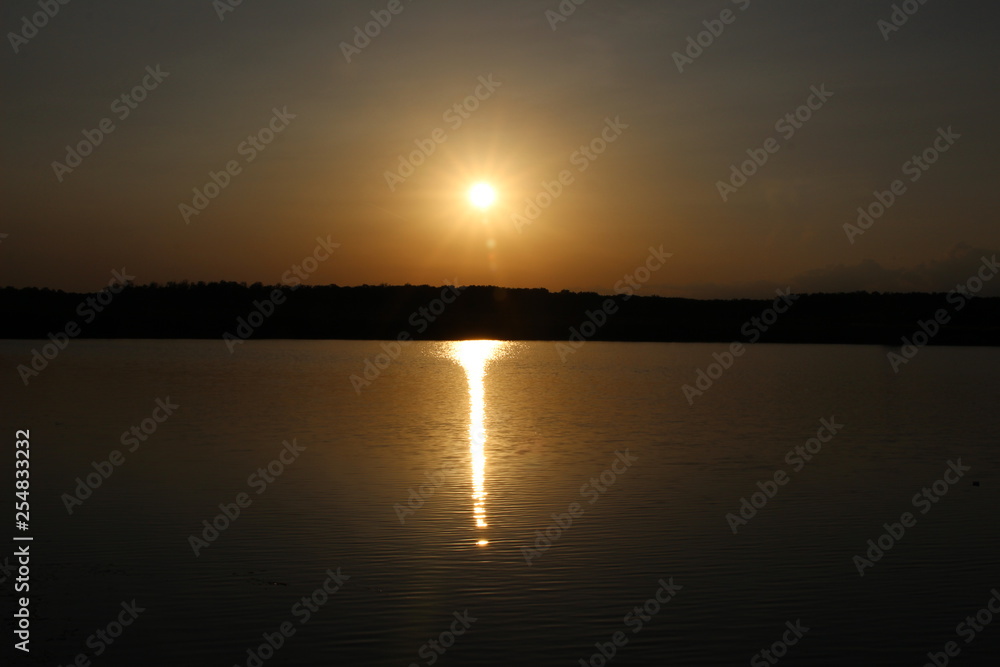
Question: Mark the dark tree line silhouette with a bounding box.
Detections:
[1,282,998,345]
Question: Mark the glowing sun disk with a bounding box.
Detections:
[468,182,496,209]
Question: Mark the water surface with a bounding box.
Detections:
[1,340,997,665]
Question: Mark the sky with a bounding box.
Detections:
[2,0,998,298]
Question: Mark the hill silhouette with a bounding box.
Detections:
[1,282,998,346]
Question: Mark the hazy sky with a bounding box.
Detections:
[2,0,998,297]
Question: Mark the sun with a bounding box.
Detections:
[468,182,497,210]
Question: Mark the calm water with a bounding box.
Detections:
[1,340,998,666]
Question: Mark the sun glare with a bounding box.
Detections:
[468,182,497,209]
[445,340,509,546]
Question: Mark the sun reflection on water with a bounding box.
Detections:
[445,340,508,547]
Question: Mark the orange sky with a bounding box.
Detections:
[2,1,998,297]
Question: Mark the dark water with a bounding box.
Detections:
[1,340,998,666]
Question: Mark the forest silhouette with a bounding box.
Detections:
[2,282,998,345]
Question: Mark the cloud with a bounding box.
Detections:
[790,243,1000,296]
[653,244,1000,299]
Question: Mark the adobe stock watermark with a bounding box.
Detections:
[578,578,682,667]
[232,568,350,667]
[52,600,146,665]
[725,417,845,534]
[350,282,466,394]
[213,0,246,22]
[223,236,340,353]
[717,84,834,202]
[682,288,799,405]
[556,245,672,362]
[852,459,971,577]
[7,0,73,54]
[179,106,296,224]
[844,126,960,244]
[11,548,30,652]
[60,397,179,514]
[921,588,1000,667]
[51,65,170,182]
[188,438,306,556]
[340,0,416,63]
[408,610,477,667]
[673,0,752,73]
[385,75,502,192]
[878,0,932,42]
[887,254,998,373]
[750,620,811,667]
[521,449,638,566]
[16,268,134,386]
[545,0,590,31]
[513,116,629,232]
[394,461,458,524]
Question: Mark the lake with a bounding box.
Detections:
[1,340,998,666]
